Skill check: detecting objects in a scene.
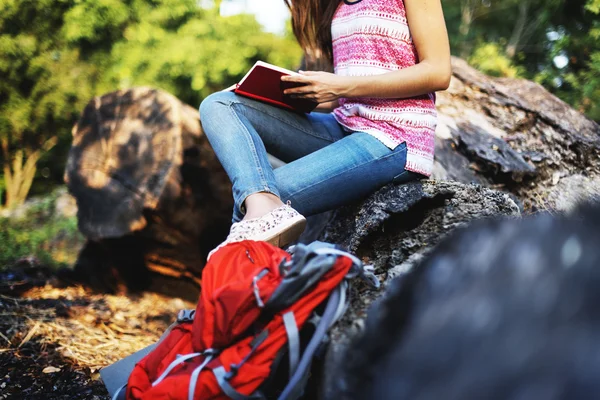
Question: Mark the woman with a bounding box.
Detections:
[200,0,451,259]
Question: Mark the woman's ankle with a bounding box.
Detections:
[242,192,284,220]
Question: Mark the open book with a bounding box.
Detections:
[223,61,318,113]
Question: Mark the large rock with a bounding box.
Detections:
[327,203,600,400]
[318,180,520,399]
[320,180,519,269]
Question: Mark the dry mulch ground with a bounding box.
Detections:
[0,268,194,399]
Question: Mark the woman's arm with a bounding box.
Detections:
[282,0,451,102]
[351,0,452,97]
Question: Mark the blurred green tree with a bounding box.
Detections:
[0,0,302,206]
[443,0,563,73]
[443,0,599,121]
[101,1,302,106]
[535,0,600,120]
[0,0,98,208]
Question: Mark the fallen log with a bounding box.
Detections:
[65,87,232,299]
[316,58,600,397]
[435,57,600,211]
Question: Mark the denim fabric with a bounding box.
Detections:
[199,91,420,224]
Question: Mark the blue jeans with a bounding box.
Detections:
[199,91,421,224]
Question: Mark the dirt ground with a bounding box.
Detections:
[0,267,194,399]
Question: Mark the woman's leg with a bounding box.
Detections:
[199,91,347,223]
[274,131,422,217]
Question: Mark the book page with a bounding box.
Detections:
[255,61,300,76]
[238,60,300,87]
[220,84,238,92]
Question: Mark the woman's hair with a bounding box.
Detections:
[283,0,341,70]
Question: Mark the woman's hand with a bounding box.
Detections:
[281,71,353,104]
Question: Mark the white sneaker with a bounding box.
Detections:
[248,200,307,247]
[206,219,256,261]
[206,201,306,261]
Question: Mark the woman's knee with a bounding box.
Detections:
[199,91,237,125]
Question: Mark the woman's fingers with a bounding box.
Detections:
[281,71,335,101]
[284,85,315,95]
[281,74,310,83]
[281,74,314,95]
[298,70,319,76]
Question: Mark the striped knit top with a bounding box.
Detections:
[331,0,437,176]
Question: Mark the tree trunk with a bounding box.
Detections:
[458,1,475,59]
[65,87,233,299]
[1,137,57,209]
[434,57,600,211]
[506,0,530,59]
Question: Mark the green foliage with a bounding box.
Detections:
[0,0,103,203]
[587,0,600,13]
[443,0,600,121]
[0,0,302,202]
[62,0,132,45]
[469,42,525,78]
[0,0,99,133]
[533,0,600,119]
[568,0,600,119]
[104,8,302,105]
[0,189,85,269]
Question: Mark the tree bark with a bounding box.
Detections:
[318,180,521,399]
[1,136,56,209]
[65,87,233,299]
[434,57,600,211]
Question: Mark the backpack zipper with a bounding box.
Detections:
[246,249,255,264]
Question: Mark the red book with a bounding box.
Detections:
[223,61,318,113]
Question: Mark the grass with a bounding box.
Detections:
[0,188,85,270]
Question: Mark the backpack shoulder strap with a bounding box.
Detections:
[212,366,267,400]
[267,241,377,312]
[278,284,346,400]
[200,330,270,400]
[309,246,380,289]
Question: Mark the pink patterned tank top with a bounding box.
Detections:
[331,0,437,176]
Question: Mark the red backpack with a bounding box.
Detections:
[101,240,379,400]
